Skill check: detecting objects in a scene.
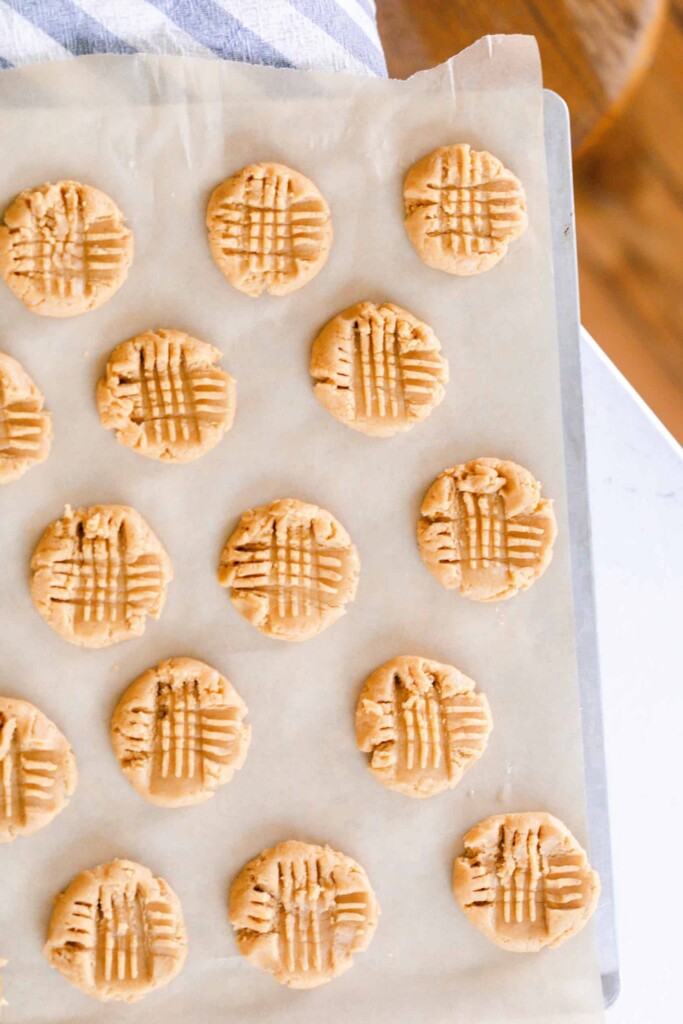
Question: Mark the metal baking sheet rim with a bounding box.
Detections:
[544,89,620,1008]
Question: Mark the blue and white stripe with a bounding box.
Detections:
[0,0,386,75]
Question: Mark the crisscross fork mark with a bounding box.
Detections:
[134,339,212,448]
[47,522,162,626]
[48,522,126,625]
[244,171,289,277]
[430,149,492,259]
[213,170,328,280]
[154,678,242,787]
[277,518,328,620]
[230,519,344,622]
[467,826,589,930]
[466,826,546,925]
[9,186,129,297]
[351,311,446,423]
[456,491,546,572]
[396,674,489,780]
[423,148,523,256]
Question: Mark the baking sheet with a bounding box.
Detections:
[0,36,604,1023]
[544,92,619,1007]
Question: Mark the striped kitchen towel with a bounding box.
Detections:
[0,0,387,75]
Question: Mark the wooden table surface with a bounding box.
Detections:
[376,0,683,441]
[375,0,667,154]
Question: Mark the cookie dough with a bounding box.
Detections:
[417,458,557,601]
[0,696,77,843]
[355,655,492,798]
[218,498,359,641]
[310,301,449,437]
[206,162,332,297]
[403,144,527,276]
[452,812,601,952]
[229,840,379,988]
[97,328,236,463]
[0,180,133,316]
[30,504,173,648]
[111,657,251,807]
[0,351,52,483]
[44,859,187,1001]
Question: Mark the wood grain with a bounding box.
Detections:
[574,2,683,440]
[375,0,666,153]
[376,0,683,441]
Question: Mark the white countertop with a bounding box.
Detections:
[581,331,681,1021]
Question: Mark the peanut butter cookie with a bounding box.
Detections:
[355,655,492,798]
[206,162,332,297]
[404,144,527,275]
[229,840,379,988]
[218,498,359,641]
[453,812,600,952]
[30,504,173,648]
[0,181,133,316]
[310,301,448,437]
[417,458,556,601]
[44,859,187,1001]
[111,657,250,807]
[97,329,236,463]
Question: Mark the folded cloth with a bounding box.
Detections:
[0,0,387,75]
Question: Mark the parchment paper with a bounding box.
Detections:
[0,37,604,1023]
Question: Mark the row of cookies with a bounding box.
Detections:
[1,650,492,829]
[0,146,525,478]
[3,644,590,977]
[26,458,556,653]
[0,299,450,486]
[37,815,598,1004]
[0,145,527,321]
[3,679,598,1007]
[2,676,599,998]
